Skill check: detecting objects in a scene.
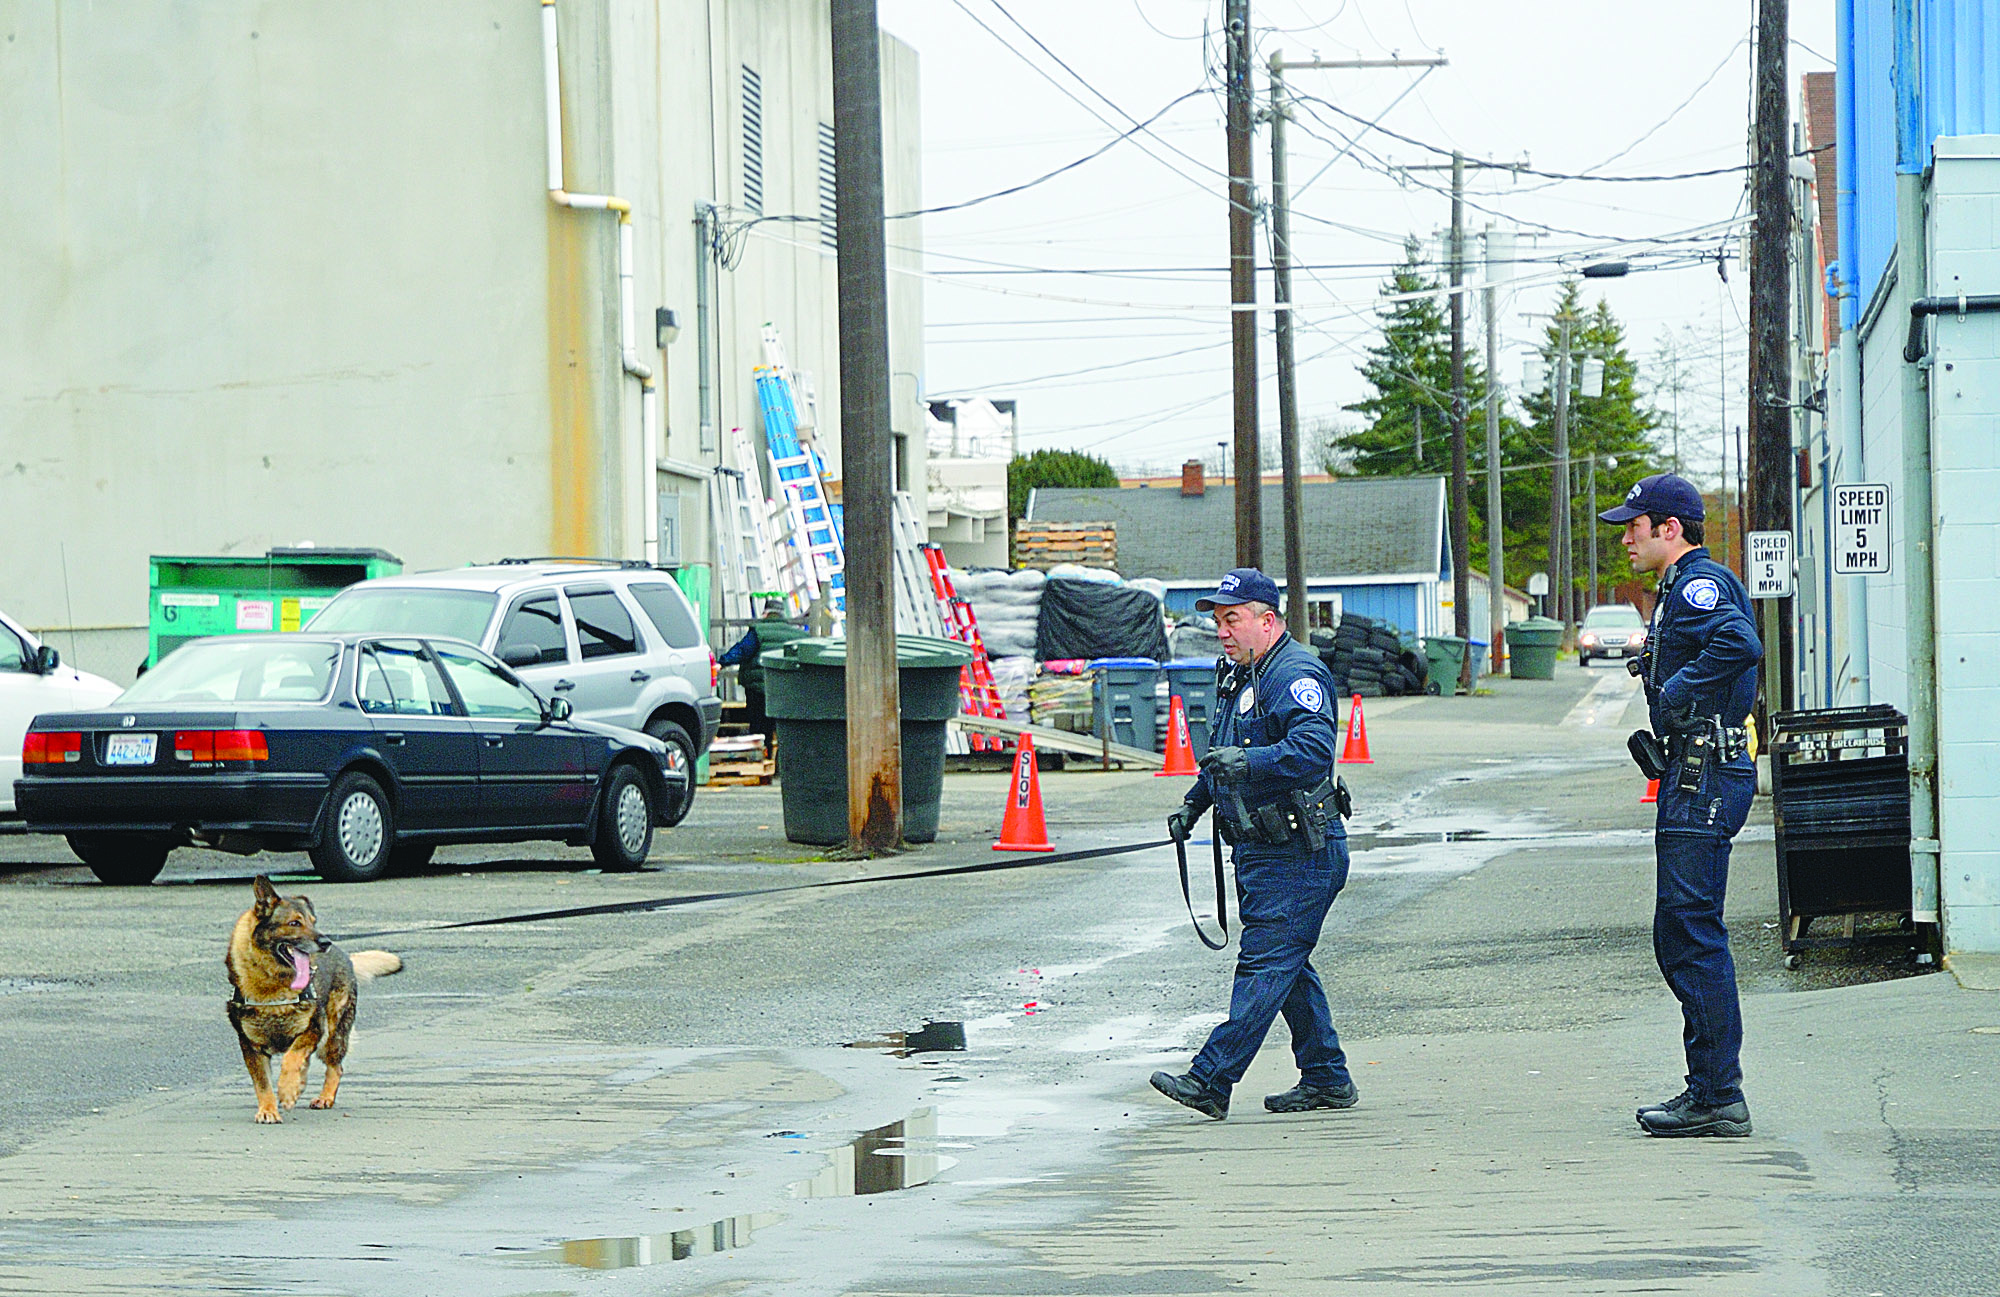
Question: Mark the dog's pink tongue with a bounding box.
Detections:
[289,950,311,990]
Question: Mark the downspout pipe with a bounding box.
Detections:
[1903,294,2000,363]
[541,0,660,563]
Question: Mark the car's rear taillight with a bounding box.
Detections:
[174,730,215,762]
[172,730,267,762]
[710,648,719,692]
[23,732,82,764]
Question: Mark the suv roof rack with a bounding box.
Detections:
[493,556,658,570]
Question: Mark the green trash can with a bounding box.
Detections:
[149,547,402,667]
[1506,617,1563,681]
[763,635,975,846]
[1421,635,1469,695]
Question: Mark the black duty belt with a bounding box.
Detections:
[1175,808,1230,951]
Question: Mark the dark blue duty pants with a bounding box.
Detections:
[1189,836,1351,1099]
[1653,755,1756,1106]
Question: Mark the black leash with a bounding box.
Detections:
[332,837,1175,943]
[1173,809,1230,951]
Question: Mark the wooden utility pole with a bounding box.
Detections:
[1268,53,1448,617]
[1550,312,1576,644]
[1447,150,1472,690]
[1484,227,1507,673]
[831,0,900,853]
[1748,0,1795,714]
[1268,52,1304,619]
[1225,0,1260,569]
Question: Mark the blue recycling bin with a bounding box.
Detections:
[1162,658,1219,759]
[1089,657,1161,751]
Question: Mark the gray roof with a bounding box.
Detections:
[1027,477,1447,583]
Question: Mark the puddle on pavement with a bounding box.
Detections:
[845,1020,967,1057]
[531,1107,953,1269]
[532,1211,784,1269]
[789,1106,953,1199]
[1350,828,1493,850]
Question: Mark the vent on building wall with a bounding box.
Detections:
[817,121,838,251]
[741,65,764,216]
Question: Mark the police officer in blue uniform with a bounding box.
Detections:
[1151,568,1356,1120]
[1600,474,1762,1138]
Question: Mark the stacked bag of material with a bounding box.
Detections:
[1027,671,1095,733]
[986,655,1036,726]
[1310,613,1429,698]
[950,568,1044,659]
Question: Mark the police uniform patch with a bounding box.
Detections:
[1237,685,1257,713]
[1289,677,1326,713]
[1682,576,1721,610]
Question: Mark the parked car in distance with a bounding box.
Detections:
[13,633,687,885]
[304,560,719,825]
[1,609,122,817]
[1577,603,1648,666]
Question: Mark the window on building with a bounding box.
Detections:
[741,65,764,216]
[818,121,837,251]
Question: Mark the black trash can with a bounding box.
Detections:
[763,635,975,846]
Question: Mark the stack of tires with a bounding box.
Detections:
[1309,614,1429,698]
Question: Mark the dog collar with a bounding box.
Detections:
[228,988,316,1011]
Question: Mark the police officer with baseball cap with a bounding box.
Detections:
[1150,568,1356,1120]
[1600,473,1762,1137]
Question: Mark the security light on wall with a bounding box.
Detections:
[655,308,681,349]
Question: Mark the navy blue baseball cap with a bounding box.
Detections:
[1196,567,1282,611]
[1598,472,1705,524]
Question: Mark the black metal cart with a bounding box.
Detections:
[1769,705,1915,965]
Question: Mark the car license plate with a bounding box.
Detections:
[104,733,158,766]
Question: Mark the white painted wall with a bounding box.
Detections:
[0,0,924,674]
[1924,137,2000,952]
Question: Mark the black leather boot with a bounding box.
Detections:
[1150,1071,1228,1120]
[1264,1081,1359,1113]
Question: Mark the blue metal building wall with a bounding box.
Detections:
[1840,0,2000,325]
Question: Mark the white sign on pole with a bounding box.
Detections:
[1832,482,1893,574]
[1746,531,1794,599]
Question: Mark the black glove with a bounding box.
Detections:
[1166,803,1200,843]
[1662,696,1699,732]
[1199,745,1249,784]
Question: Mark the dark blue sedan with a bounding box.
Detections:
[13,633,687,884]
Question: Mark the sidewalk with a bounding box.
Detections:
[998,663,2000,1296]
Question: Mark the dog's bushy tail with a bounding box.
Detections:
[350,950,403,981]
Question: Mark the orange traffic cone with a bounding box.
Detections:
[1641,778,1659,804]
[1339,694,1374,764]
[994,733,1054,852]
[1156,695,1198,777]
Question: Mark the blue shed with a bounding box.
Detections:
[1026,475,1451,639]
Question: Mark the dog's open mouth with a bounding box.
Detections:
[273,942,312,990]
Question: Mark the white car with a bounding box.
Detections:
[1,609,122,817]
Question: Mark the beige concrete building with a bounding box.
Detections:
[0,0,924,679]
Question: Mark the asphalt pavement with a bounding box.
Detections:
[1,659,1995,1295]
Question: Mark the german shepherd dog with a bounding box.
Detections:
[226,876,402,1123]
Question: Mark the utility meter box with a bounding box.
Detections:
[148,547,402,667]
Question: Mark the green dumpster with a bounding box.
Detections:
[1506,617,1563,681]
[763,635,975,846]
[1421,635,1469,695]
[148,547,402,667]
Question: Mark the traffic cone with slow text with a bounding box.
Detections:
[1156,695,1198,777]
[1338,694,1373,765]
[994,733,1054,852]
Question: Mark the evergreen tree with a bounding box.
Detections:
[1328,238,1485,477]
[1008,447,1120,520]
[1513,282,1664,604]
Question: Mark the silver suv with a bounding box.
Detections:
[307,560,720,824]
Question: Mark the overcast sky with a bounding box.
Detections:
[873,0,1836,487]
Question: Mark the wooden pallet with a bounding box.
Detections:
[1013,520,1117,570]
[706,757,775,787]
